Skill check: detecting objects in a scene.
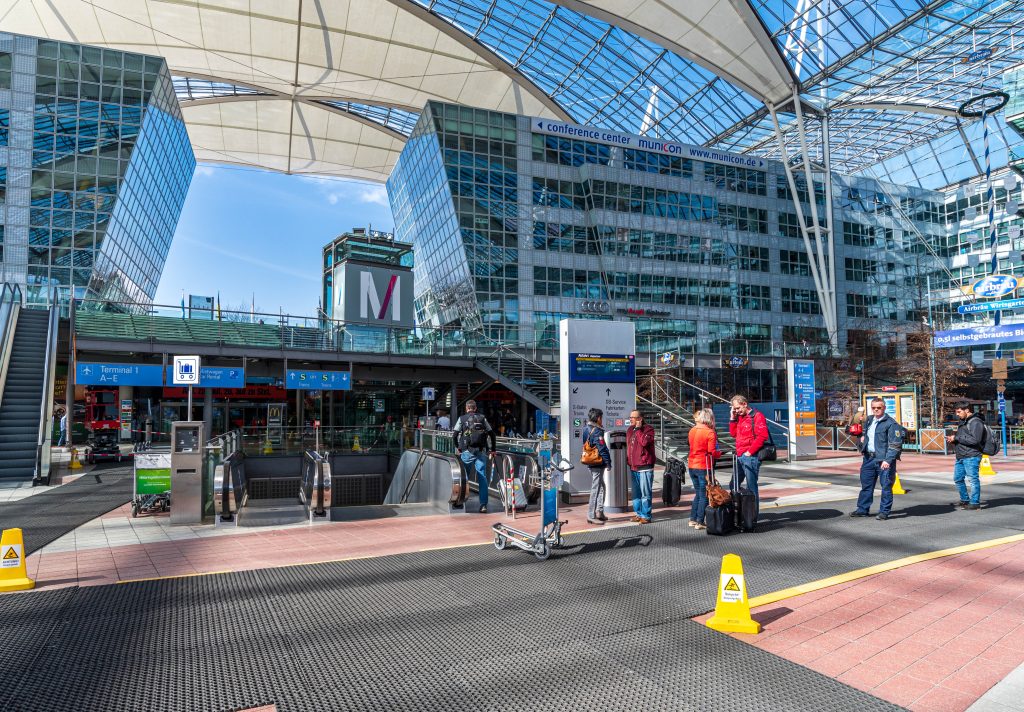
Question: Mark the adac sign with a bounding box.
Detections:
[336,261,414,328]
[970,274,1020,299]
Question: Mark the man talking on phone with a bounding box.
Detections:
[728,395,769,516]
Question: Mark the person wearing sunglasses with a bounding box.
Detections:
[850,397,905,520]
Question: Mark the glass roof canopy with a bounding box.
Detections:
[29,0,1017,185]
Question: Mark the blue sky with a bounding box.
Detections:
[154,165,395,317]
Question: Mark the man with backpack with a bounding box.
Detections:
[850,397,904,521]
[454,400,496,513]
[728,395,770,517]
[947,401,991,510]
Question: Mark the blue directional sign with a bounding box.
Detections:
[957,297,1024,314]
[286,369,351,390]
[164,366,245,388]
[76,363,164,386]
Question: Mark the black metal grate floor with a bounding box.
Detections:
[0,463,133,554]
[1,478,1022,711]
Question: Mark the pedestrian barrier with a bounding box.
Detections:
[705,553,760,635]
[835,429,860,450]
[0,528,34,592]
[816,426,836,450]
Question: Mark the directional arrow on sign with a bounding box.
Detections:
[606,388,611,397]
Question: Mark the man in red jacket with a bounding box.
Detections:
[728,395,769,516]
[627,409,657,523]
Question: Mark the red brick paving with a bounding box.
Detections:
[699,538,1024,712]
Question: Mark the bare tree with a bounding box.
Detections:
[219,301,263,323]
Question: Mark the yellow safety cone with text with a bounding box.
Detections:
[69,448,82,470]
[352,434,361,452]
[706,553,760,635]
[891,472,907,495]
[980,455,997,477]
[0,528,35,592]
[262,436,273,455]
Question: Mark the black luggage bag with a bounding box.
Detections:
[705,503,734,535]
[661,457,685,506]
[731,456,757,532]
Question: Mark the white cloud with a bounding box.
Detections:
[358,185,390,206]
[297,175,390,207]
[194,165,217,177]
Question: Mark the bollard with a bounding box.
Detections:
[706,553,760,635]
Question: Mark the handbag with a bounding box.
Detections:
[751,413,777,462]
[706,472,731,508]
[580,427,604,466]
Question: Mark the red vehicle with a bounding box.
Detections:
[85,387,120,433]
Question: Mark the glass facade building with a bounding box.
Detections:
[0,32,193,306]
[388,101,946,356]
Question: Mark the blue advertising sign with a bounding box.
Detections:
[970,274,1019,299]
[164,366,245,388]
[934,324,1024,348]
[793,361,816,413]
[76,363,164,386]
[286,369,352,390]
[958,297,1024,314]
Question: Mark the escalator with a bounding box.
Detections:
[0,286,59,481]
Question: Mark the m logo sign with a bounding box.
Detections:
[338,262,414,328]
[361,271,400,322]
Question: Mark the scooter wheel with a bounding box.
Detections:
[535,541,551,561]
[493,533,506,550]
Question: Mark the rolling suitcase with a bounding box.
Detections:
[662,457,684,506]
[731,456,757,533]
[705,460,733,536]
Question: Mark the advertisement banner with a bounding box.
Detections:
[934,324,1024,348]
[135,453,172,495]
[336,261,414,328]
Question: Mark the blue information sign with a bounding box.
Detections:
[286,369,352,390]
[76,363,164,386]
[568,353,635,383]
[163,366,245,388]
[934,324,1024,348]
[793,361,815,413]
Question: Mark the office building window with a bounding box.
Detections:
[781,287,821,314]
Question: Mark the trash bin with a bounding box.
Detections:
[603,430,629,513]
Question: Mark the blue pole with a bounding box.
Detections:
[1002,407,1007,456]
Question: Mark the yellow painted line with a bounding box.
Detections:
[747,532,1024,609]
[788,478,833,486]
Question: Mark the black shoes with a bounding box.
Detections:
[597,512,608,521]
[968,503,981,510]
[849,511,869,517]
[586,518,605,525]
[953,501,969,509]
[876,513,890,521]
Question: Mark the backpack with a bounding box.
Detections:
[580,426,604,466]
[458,413,489,450]
[980,420,999,456]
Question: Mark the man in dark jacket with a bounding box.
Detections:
[454,400,496,513]
[947,401,985,510]
[627,410,656,524]
[851,398,904,521]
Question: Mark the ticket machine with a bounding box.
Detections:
[170,421,204,525]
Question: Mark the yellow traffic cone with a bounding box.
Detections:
[69,448,83,470]
[980,455,997,477]
[262,436,273,455]
[0,528,35,592]
[891,472,907,495]
[706,553,760,635]
[351,434,361,452]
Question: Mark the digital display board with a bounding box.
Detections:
[569,353,635,383]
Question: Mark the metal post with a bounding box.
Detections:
[187,385,193,421]
[926,275,938,426]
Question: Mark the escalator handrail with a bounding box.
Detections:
[34,290,61,484]
[0,283,23,410]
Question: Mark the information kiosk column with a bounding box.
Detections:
[559,320,636,497]
[170,421,204,525]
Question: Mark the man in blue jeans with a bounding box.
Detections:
[454,400,496,513]
[626,410,656,523]
[728,395,769,517]
[947,401,985,510]
[851,398,904,521]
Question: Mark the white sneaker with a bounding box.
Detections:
[688,521,697,527]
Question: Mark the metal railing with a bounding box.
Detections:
[72,297,840,361]
[239,425,408,456]
[300,450,332,519]
[34,291,61,485]
[0,283,23,412]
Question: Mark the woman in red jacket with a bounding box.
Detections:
[687,408,721,530]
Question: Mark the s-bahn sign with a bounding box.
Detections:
[969,274,1019,299]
